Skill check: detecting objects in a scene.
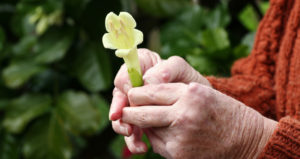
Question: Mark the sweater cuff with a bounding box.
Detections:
[258,117,300,159]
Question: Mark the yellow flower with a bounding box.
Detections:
[102,12,143,52]
[102,12,144,87]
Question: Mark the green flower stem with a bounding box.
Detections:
[122,47,143,87]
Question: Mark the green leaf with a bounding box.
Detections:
[233,45,249,59]
[0,99,10,111]
[12,35,37,56]
[160,6,204,58]
[259,1,270,15]
[109,135,126,159]
[33,29,73,64]
[64,0,91,19]
[0,130,20,159]
[241,31,256,53]
[135,0,191,17]
[2,61,46,88]
[132,147,165,159]
[201,28,230,53]
[23,114,72,159]
[160,4,231,59]
[0,27,5,51]
[3,94,51,133]
[57,90,101,135]
[186,55,218,75]
[203,3,230,29]
[89,94,109,133]
[238,5,259,31]
[121,0,136,12]
[11,14,36,37]
[73,43,112,92]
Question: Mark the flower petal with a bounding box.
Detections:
[102,33,117,49]
[119,12,136,28]
[105,12,119,32]
[115,49,131,58]
[133,29,143,46]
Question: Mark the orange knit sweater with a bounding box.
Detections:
[207,0,300,158]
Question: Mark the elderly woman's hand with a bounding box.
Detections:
[122,83,277,159]
[110,49,210,153]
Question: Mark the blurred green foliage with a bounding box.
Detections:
[0,0,268,159]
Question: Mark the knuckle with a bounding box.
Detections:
[146,90,156,102]
[169,56,186,65]
[112,87,118,95]
[159,68,170,82]
[136,112,148,128]
[152,145,161,155]
[187,83,213,103]
[113,77,119,87]
[127,89,134,100]
[170,111,188,127]
[166,142,183,159]
[138,48,158,58]
[124,138,136,153]
[112,121,122,134]
[153,52,160,59]
[144,64,170,83]
[137,48,151,55]
[138,49,161,66]
[155,84,167,92]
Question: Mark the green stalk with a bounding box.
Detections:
[122,47,143,87]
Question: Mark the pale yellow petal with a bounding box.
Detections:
[133,29,143,46]
[105,12,119,32]
[102,33,117,49]
[119,12,136,28]
[115,49,131,58]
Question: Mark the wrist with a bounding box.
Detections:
[239,112,277,159]
[254,117,277,158]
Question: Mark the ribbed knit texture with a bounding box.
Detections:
[258,117,300,159]
[206,0,300,158]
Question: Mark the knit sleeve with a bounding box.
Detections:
[206,74,275,117]
[206,51,277,117]
[205,0,293,118]
[258,117,300,159]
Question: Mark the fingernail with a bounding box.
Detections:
[120,126,129,136]
[110,113,120,121]
[123,84,130,93]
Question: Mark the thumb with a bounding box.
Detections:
[143,56,210,86]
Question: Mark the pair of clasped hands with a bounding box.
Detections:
[110,49,277,159]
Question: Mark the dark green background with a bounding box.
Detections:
[0,0,268,158]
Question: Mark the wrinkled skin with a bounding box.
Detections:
[110,49,277,159]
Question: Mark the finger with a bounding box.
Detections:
[109,88,128,120]
[128,83,185,106]
[143,56,211,86]
[143,56,189,84]
[125,126,148,154]
[138,48,162,74]
[122,106,173,128]
[112,120,132,136]
[144,129,169,158]
[114,64,133,94]
[114,49,162,94]
[176,82,213,109]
